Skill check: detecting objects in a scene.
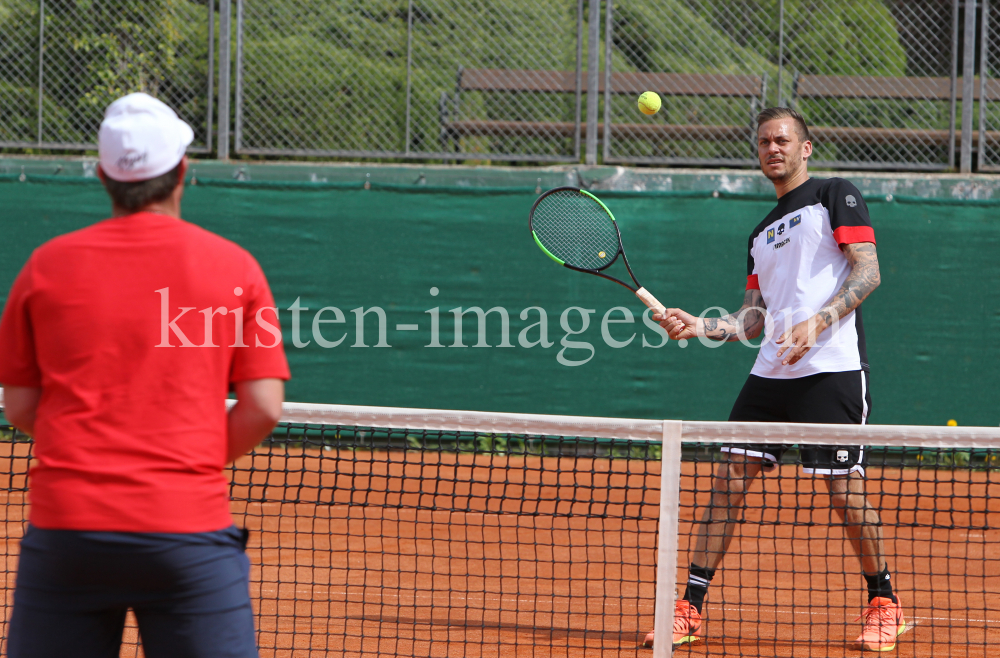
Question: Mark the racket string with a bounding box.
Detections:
[532,190,620,271]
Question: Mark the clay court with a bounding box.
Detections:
[0,442,998,657]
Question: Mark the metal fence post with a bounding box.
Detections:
[217,0,231,159]
[35,0,45,146]
[234,0,244,154]
[978,0,990,170]
[404,0,414,154]
[950,0,960,170]
[776,0,784,106]
[585,0,599,165]
[574,0,583,161]
[961,0,977,172]
[205,0,215,151]
[602,0,612,163]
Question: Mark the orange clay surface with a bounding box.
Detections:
[0,444,995,657]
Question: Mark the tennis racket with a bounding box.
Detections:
[529,187,666,315]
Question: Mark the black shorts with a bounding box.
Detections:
[8,524,258,658]
[723,370,871,475]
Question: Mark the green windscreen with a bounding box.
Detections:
[0,173,998,426]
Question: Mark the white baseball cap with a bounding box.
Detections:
[98,92,194,182]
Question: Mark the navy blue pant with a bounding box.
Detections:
[7,524,258,658]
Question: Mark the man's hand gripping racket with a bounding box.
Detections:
[529,187,669,320]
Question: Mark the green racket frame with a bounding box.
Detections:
[529,186,665,313]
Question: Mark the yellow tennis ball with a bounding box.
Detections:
[638,91,661,116]
[947,419,958,426]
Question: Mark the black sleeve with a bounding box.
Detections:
[822,178,876,245]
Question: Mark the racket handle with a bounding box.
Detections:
[635,287,666,316]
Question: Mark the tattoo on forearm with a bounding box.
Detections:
[704,289,767,342]
[818,243,880,329]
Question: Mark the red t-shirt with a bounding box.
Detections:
[0,212,290,533]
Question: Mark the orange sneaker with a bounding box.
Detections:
[643,599,703,648]
[852,596,906,652]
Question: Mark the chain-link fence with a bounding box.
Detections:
[235,0,962,168]
[233,0,584,161]
[786,0,959,170]
[0,0,215,152]
[414,0,583,162]
[602,1,776,166]
[979,0,1000,171]
[3,1,998,171]
[603,0,960,170]
[233,1,412,158]
[0,1,40,147]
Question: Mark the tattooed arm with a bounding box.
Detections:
[775,242,880,365]
[815,243,881,328]
[655,288,768,342]
[701,288,768,342]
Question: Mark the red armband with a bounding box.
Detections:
[833,226,876,245]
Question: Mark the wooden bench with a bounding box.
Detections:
[439,68,766,154]
[791,74,1000,148]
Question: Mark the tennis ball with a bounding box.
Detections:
[638,91,661,116]
[947,419,958,426]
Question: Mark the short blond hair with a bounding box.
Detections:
[756,107,811,142]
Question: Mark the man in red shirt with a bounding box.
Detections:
[0,92,290,657]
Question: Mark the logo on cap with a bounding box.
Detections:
[836,450,849,463]
[117,151,148,171]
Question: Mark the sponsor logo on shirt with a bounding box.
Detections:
[767,228,775,244]
[777,222,785,236]
[773,237,790,250]
[846,195,857,208]
[790,215,801,228]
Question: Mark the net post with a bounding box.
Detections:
[653,420,682,658]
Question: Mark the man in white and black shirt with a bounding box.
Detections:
[647,108,905,653]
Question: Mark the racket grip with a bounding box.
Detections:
[635,287,666,316]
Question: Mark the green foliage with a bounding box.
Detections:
[690,0,907,77]
[0,0,40,142]
[239,2,410,151]
[239,0,579,155]
[913,449,975,469]
[612,1,774,76]
[0,0,211,145]
[271,424,661,460]
[784,0,906,77]
[71,12,180,110]
[1,0,917,161]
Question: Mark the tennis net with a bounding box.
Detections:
[0,399,998,657]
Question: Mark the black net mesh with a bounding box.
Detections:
[673,443,1000,657]
[0,409,998,657]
